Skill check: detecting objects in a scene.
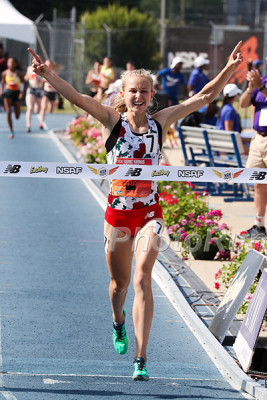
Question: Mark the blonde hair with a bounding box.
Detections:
[110,69,154,113]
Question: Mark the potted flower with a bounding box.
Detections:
[167,209,232,260]
[158,181,231,261]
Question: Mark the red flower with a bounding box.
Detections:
[214,282,220,290]
[132,201,145,209]
[185,181,195,188]
[134,143,146,158]
[239,230,247,236]
[254,242,263,252]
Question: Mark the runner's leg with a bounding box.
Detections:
[133,222,161,361]
[105,224,134,324]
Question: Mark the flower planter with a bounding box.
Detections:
[191,244,218,260]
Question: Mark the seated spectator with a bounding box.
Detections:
[216,83,250,154]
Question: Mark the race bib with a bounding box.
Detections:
[112,158,152,197]
[259,108,267,127]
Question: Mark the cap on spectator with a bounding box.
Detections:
[194,56,210,68]
[253,59,263,67]
[170,56,184,68]
[105,79,122,95]
[223,83,242,97]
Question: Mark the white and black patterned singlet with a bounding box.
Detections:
[105,113,162,210]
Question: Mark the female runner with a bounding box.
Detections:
[0,57,26,138]
[28,43,243,381]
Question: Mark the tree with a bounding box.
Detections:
[79,4,160,71]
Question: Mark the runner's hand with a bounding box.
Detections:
[27,48,48,77]
[226,41,243,69]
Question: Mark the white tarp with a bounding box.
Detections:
[0,0,35,44]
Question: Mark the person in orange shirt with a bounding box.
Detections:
[0,57,27,138]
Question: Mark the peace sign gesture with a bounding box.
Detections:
[27,48,48,77]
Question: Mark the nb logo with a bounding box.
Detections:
[125,168,142,177]
[4,164,21,174]
[145,211,155,219]
[249,171,267,181]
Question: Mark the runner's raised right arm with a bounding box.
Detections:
[28,48,118,130]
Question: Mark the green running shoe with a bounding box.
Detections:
[132,357,149,381]
[113,308,128,355]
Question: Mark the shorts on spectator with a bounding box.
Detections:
[246,133,267,168]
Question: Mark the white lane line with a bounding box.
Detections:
[4,372,222,381]
[0,392,18,400]
[0,302,18,400]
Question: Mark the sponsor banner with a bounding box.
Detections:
[1,162,267,183]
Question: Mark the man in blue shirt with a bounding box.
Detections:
[188,56,210,96]
[156,57,187,106]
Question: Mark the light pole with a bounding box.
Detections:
[160,0,166,67]
[103,23,112,58]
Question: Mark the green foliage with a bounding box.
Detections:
[79,4,160,70]
[158,181,210,228]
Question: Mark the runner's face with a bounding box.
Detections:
[7,58,15,70]
[123,77,153,113]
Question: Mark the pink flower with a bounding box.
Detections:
[188,213,194,218]
[167,227,173,235]
[181,232,188,241]
[214,282,220,290]
[181,219,187,226]
[245,293,253,302]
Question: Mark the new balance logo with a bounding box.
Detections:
[145,211,155,219]
[125,168,142,177]
[4,164,21,174]
[249,171,267,181]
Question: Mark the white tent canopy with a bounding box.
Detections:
[0,0,35,44]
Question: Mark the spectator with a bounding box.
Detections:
[253,59,263,76]
[199,100,219,126]
[188,55,210,96]
[125,61,136,71]
[239,69,267,238]
[156,56,187,105]
[0,43,7,76]
[216,84,241,132]
[85,61,101,98]
[96,56,115,101]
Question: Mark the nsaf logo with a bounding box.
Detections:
[212,168,244,181]
[88,165,119,178]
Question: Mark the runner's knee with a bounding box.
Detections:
[133,270,151,292]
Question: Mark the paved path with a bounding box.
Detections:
[0,111,252,399]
